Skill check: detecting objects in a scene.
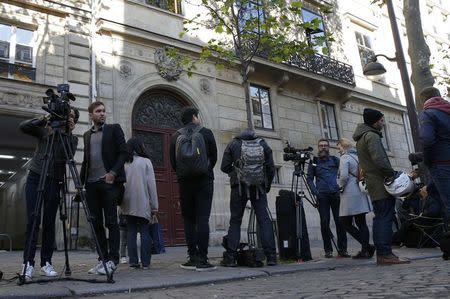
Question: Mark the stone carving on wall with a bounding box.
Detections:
[199,78,211,95]
[0,92,41,109]
[154,46,183,81]
[133,91,185,129]
[119,60,133,80]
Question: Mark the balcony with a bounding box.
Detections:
[0,60,36,82]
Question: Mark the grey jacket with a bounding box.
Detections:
[353,123,395,201]
[338,148,371,216]
[121,156,159,221]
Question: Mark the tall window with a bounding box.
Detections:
[238,0,264,34]
[319,102,339,140]
[0,24,35,81]
[302,8,328,54]
[250,84,273,130]
[139,0,182,14]
[381,125,390,151]
[355,31,375,69]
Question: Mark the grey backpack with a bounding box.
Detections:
[235,138,265,188]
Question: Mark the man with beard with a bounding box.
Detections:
[419,87,450,223]
[307,139,348,258]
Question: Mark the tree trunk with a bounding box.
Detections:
[403,0,435,111]
[242,74,255,130]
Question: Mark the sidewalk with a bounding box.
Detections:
[0,241,442,298]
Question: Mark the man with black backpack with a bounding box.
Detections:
[169,107,217,271]
[307,138,349,258]
[220,128,277,267]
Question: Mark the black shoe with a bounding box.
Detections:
[325,251,333,258]
[180,256,197,270]
[220,251,237,267]
[368,245,376,258]
[338,250,351,258]
[196,258,217,272]
[352,251,371,259]
[266,254,277,266]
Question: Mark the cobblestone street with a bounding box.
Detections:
[89,257,450,299]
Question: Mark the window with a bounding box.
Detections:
[302,8,328,54]
[238,0,265,34]
[139,0,182,14]
[355,31,375,69]
[381,125,390,151]
[319,102,339,140]
[250,84,273,130]
[0,24,35,81]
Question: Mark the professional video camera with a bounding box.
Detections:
[42,84,76,121]
[283,142,313,163]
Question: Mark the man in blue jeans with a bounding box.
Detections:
[419,87,450,224]
[307,139,348,258]
[353,108,409,265]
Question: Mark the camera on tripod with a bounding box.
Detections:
[283,142,313,163]
[43,84,76,121]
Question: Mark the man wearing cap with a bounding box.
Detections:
[353,108,409,265]
[418,87,450,223]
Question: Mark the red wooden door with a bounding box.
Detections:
[132,89,188,246]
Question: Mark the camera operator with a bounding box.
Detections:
[19,108,79,281]
[418,87,450,223]
[353,108,409,265]
[307,138,349,258]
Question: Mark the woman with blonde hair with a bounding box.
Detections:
[337,138,374,259]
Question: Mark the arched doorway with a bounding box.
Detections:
[132,89,189,246]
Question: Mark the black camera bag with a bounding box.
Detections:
[236,243,264,267]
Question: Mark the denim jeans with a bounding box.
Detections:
[317,192,347,253]
[23,171,60,267]
[126,215,152,267]
[372,196,396,256]
[226,186,276,256]
[85,181,121,265]
[430,165,450,220]
[179,178,214,259]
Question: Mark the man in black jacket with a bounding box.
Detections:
[19,108,79,281]
[169,107,217,271]
[220,129,277,266]
[81,101,128,275]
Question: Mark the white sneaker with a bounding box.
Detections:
[21,262,34,282]
[88,261,103,274]
[40,262,58,277]
[120,257,128,264]
[97,261,117,275]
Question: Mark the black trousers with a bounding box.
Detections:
[85,181,122,265]
[340,213,370,252]
[179,178,214,259]
[317,192,347,253]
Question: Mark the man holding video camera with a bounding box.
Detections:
[307,138,348,258]
[19,107,79,281]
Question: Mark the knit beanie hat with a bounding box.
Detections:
[363,108,384,125]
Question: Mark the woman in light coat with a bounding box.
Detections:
[337,138,374,259]
[121,138,158,269]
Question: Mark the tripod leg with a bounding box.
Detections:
[55,164,71,276]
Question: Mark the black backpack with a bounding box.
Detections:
[175,125,209,178]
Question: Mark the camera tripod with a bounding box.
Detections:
[19,119,114,285]
[290,160,339,260]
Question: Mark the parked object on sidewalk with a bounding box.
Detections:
[236,243,264,268]
[150,222,166,254]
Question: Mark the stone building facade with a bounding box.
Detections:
[0,0,449,249]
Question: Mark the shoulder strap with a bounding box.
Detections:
[345,154,359,178]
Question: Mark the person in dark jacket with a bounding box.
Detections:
[19,108,79,281]
[220,129,277,267]
[81,101,128,275]
[307,138,348,258]
[418,87,450,222]
[169,107,217,271]
[353,108,409,265]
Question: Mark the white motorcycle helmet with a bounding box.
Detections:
[359,180,369,194]
[384,171,415,197]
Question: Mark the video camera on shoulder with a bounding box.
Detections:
[42,83,76,121]
[283,141,313,163]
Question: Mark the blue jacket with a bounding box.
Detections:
[419,104,450,166]
[307,155,340,195]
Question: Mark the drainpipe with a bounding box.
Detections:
[90,0,97,102]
